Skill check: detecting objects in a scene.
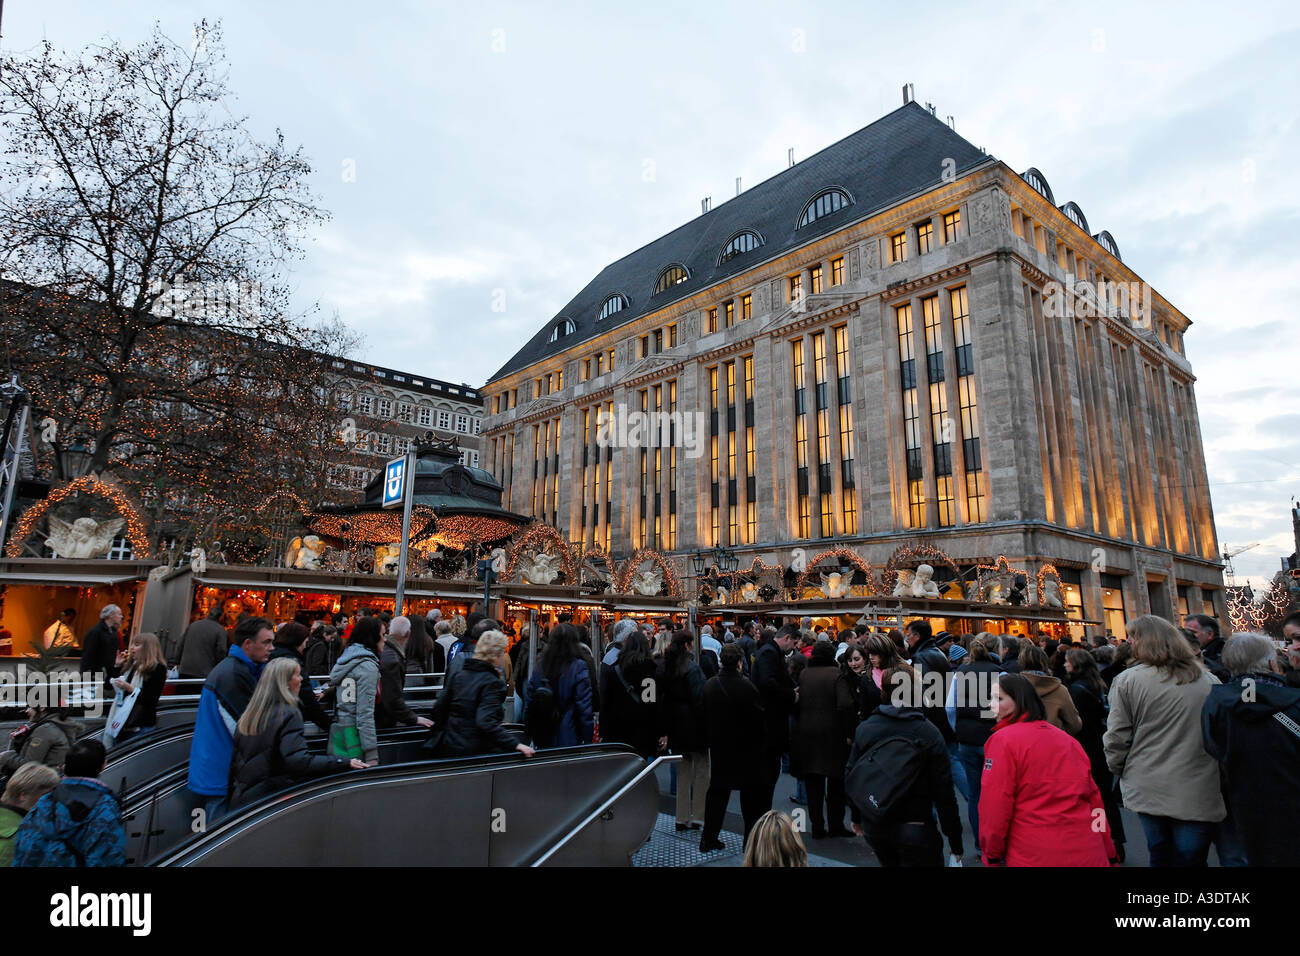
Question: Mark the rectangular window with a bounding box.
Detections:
[377,398,393,418]
[916,221,934,255]
[725,300,735,328]
[943,209,961,243]
[668,323,677,347]
[835,325,856,534]
[891,232,907,263]
[640,335,649,358]
[594,352,603,376]
[708,308,717,333]
[555,369,563,390]
[510,388,517,408]
[789,274,803,301]
[608,348,615,370]
[437,410,450,430]
[792,339,810,538]
[741,294,752,321]
[653,329,663,353]
[810,264,823,295]
[583,358,591,381]
[952,285,982,522]
[456,414,468,433]
[898,303,924,527]
[397,403,413,423]
[418,407,432,426]
[831,257,844,286]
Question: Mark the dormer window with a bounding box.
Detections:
[718,230,763,265]
[653,264,690,295]
[797,187,853,228]
[598,294,629,320]
[548,318,576,342]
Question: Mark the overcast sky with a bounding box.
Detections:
[9,1,1299,588]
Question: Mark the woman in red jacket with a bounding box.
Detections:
[979,674,1117,867]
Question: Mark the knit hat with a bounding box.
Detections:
[611,618,640,645]
[949,645,968,664]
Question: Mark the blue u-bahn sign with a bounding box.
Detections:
[382,457,407,509]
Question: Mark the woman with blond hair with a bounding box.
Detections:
[228,657,366,809]
[106,631,168,746]
[742,810,808,867]
[1104,615,1224,866]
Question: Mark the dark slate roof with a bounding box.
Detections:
[487,102,991,383]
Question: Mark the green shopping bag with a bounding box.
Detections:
[328,723,363,760]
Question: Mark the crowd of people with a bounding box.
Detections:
[2,599,1298,868]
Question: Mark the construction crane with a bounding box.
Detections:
[1222,542,1260,587]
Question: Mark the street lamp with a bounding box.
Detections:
[58,435,93,481]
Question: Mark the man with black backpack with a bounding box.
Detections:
[845,665,964,867]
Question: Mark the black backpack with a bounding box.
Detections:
[845,734,928,826]
[525,674,558,744]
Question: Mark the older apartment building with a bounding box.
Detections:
[480,98,1224,632]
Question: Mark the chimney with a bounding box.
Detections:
[926,102,936,116]
[947,115,954,129]
[788,147,795,168]
[701,196,712,214]
[735,176,742,196]
[902,83,914,105]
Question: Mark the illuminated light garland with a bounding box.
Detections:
[795,547,876,593]
[1226,580,1293,633]
[576,546,617,587]
[503,523,578,584]
[425,514,522,551]
[975,555,1031,603]
[5,474,152,558]
[881,544,960,594]
[1035,563,1064,605]
[304,506,439,546]
[614,548,682,597]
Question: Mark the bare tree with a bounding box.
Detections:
[0,21,367,549]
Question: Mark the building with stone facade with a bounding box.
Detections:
[325,360,485,497]
[479,98,1225,635]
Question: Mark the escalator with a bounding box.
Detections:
[149,744,662,867]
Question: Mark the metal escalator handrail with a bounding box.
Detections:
[153,743,639,866]
[529,754,681,867]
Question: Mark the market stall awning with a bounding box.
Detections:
[0,558,156,588]
[0,571,145,586]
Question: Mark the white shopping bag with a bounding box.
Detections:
[102,685,140,748]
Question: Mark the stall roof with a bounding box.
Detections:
[0,558,156,588]
[0,571,146,586]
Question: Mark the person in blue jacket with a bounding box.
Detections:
[14,738,124,866]
[525,623,594,747]
[186,615,274,822]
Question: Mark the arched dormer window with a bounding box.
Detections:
[653,264,690,295]
[598,293,629,320]
[1095,230,1122,261]
[718,230,763,265]
[1060,201,1089,234]
[1020,167,1055,204]
[548,318,576,343]
[796,187,853,228]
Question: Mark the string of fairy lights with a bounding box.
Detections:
[4,475,152,558]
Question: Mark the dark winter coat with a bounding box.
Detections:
[120,662,167,730]
[659,659,707,755]
[429,657,519,757]
[178,617,229,679]
[907,635,954,742]
[269,647,332,731]
[751,640,796,752]
[599,657,660,758]
[1202,672,1300,865]
[1199,637,1230,684]
[377,641,419,728]
[950,659,1000,746]
[13,778,124,867]
[795,661,856,777]
[1066,675,1110,779]
[846,705,963,855]
[526,656,594,748]
[79,620,120,682]
[303,632,342,678]
[703,669,765,787]
[228,704,351,808]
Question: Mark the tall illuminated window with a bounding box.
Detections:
[725,361,737,544]
[580,407,590,548]
[638,389,648,548]
[668,379,678,549]
[652,384,662,549]
[744,355,756,542]
[725,300,735,328]
[741,294,752,321]
[943,209,961,243]
[812,331,832,538]
[952,286,984,522]
[898,304,925,527]
[834,325,857,535]
[709,366,720,546]
[789,274,803,302]
[593,405,603,544]
[707,308,717,333]
[810,264,823,295]
[551,418,560,526]
[831,257,844,286]
[891,232,907,263]
[604,401,613,550]
[916,221,934,255]
[532,423,542,517]
[923,295,953,527]
[793,339,810,538]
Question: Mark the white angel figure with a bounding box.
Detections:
[820,571,852,599]
[910,564,941,598]
[891,568,915,598]
[520,551,562,586]
[631,567,664,596]
[46,516,125,559]
[1040,577,1064,609]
